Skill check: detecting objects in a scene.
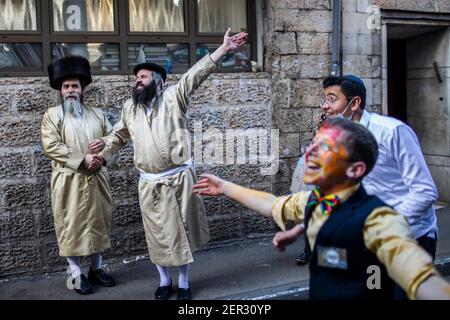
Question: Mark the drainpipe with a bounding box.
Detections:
[330,0,342,76]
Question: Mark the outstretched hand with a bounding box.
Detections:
[210,28,248,63]
[223,27,248,51]
[193,174,225,196]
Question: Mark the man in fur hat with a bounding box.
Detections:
[89,29,247,300]
[41,56,115,295]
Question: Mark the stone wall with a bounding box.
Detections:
[0,72,275,277]
[265,0,333,197]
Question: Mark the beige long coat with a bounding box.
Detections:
[100,54,217,266]
[41,106,113,257]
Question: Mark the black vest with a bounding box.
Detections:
[306,186,401,300]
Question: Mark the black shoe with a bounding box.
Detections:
[295,252,310,265]
[73,274,93,295]
[88,268,116,287]
[177,287,192,300]
[154,281,173,300]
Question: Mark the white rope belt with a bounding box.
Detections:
[139,159,192,181]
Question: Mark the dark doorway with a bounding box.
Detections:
[387,39,407,123]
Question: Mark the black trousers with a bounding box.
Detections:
[416,233,437,260]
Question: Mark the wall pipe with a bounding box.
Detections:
[331,0,342,76]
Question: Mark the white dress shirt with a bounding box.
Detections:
[360,110,438,239]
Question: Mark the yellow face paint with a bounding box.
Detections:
[304,127,350,191]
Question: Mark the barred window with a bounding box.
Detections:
[0,0,256,76]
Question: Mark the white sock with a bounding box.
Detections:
[90,252,102,271]
[156,264,171,286]
[66,256,82,278]
[178,264,190,289]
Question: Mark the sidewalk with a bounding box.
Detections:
[1,206,449,300]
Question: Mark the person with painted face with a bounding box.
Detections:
[193,118,450,299]
[88,28,248,300]
[288,75,439,274]
[41,56,115,295]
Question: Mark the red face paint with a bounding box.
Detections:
[304,127,350,193]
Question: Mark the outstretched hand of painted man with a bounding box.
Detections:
[193,174,226,196]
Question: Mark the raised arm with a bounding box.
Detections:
[193,174,275,217]
[172,28,248,113]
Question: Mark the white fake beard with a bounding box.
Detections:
[62,94,84,118]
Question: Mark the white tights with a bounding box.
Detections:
[155,263,190,289]
[66,252,103,277]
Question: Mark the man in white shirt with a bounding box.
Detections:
[287,75,438,270]
[319,74,438,257]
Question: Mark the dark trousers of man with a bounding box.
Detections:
[295,234,312,265]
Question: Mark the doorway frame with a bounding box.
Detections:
[380,10,450,115]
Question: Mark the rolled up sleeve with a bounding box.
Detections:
[364,207,436,299]
[272,192,310,230]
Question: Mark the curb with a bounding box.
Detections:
[217,279,309,300]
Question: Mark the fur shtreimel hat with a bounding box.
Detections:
[47,56,92,90]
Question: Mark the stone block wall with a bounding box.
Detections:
[0,72,275,277]
[264,0,333,196]
[341,0,383,113]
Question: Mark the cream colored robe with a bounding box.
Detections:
[101,54,217,266]
[41,105,113,257]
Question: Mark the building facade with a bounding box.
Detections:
[1,0,449,277]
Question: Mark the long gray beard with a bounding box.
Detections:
[62,96,84,118]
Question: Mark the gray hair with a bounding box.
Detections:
[152,71,164,85]
[152,71,164,90]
